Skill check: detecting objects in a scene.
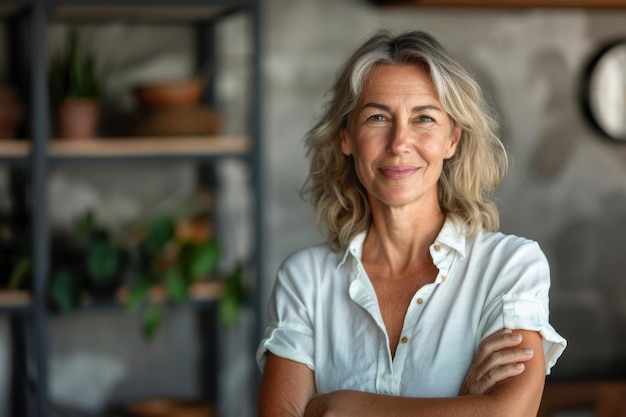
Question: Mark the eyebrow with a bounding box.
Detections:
[361,103,443,113]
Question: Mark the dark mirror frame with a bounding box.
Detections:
[580,40,626,142]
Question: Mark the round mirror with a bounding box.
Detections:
[582,40,626,141]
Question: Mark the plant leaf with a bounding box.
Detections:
[125,280,151,312]
[8,256,31,289]
[87,239,120,282]
[51,270,80,313]
[76,210,95,241]
[190,240,220,279]
[142,305,164,341]
[219,296,240,328]
[219,263,245,328]
[145,216,175,256]
[163,265,187,304]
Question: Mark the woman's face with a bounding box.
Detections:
[340,63,461,211]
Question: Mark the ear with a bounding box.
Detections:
[444,123,462,159]
[339,127,352,156]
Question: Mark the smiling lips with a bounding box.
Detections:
[379,166,419,180]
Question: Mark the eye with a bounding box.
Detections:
[367,114,387,123]
[416,115,434,123]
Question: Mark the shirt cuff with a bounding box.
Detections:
[502,295,567,375]
[256,323,315,372]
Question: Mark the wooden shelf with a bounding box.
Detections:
[82,281,224,308]
[109,280,224,306]
[53,6,228,22]
[0,282,223,315]
[50,0,257,22]
[0,136,251,160]
[0,140,30,159]
[0,290,32,313]
[375,0,626,7]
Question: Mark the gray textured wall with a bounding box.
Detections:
[264,1,626,383]
[1,1,625,416]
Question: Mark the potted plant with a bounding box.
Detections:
[33,206,245,340]
[50,211,126,312]
[124,213,245,340]
[0,84,23,139]
[49,27,101,139]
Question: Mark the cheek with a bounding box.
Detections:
[422,141,448,162]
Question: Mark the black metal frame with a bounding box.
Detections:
[1,0,264,415]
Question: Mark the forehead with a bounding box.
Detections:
[359,63,438,102]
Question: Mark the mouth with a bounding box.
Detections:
[379,166,419,180]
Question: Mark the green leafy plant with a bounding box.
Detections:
[50,211,125,312]
[49,27,100,101]
[125,214,245,340]
[3,206,245,341]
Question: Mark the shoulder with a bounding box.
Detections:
[468,231,551,294]
[275,242,343,289]
[280,242,341,271]
[471,231,546,264]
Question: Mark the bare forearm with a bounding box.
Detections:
[258,353,316,417]
[305,388,541,417]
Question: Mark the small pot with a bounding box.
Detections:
[56,97,100,139]
[0,85,23,139]
[126,399,214,417]
[134,78,204,110]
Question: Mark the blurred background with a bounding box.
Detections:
[1,0,626,416]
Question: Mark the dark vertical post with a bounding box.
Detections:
[195,20,217,107]
[197,304,219,406]
[7,7,30,138]
[9,316,29,416]
[250,0,265,410]
[194,18,219,407]
[31,0,50,416]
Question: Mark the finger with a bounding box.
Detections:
[475,330,524,364]
[480,329,523,352]
[478,362,527,394]
[485,347,535,366]
[475,348,534,382]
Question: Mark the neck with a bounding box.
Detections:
[363,197,445,276]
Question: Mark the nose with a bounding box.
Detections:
[387,121,411,155]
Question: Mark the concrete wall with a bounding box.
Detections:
[1,0,626,416]
[264,0,626,383]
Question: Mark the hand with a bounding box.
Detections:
[460,328,534,395]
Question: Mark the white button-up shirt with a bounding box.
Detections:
[257,219,566,397]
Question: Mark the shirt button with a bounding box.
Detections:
[434,244,441,252]
[401,336,408,343]
[441,275,447,282]
[416,298,423,304]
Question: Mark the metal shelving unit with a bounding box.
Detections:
[0,0,263,415]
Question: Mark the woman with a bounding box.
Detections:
[257,30,566,416]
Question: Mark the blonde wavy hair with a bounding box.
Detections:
[301,30,508,251]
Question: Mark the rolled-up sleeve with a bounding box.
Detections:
[479,240,567,375]
[256,252,316,372]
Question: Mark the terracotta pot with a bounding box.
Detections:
[126,399,173,417]
[127,399,214,417]
[134,78,204,110]
[56,98,99,139]
[0,85,23,139]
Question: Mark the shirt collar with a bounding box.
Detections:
[338,230,367,269]
[337,217,467,269]
[432,217,467,259]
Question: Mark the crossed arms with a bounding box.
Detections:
[258,329,546,417]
